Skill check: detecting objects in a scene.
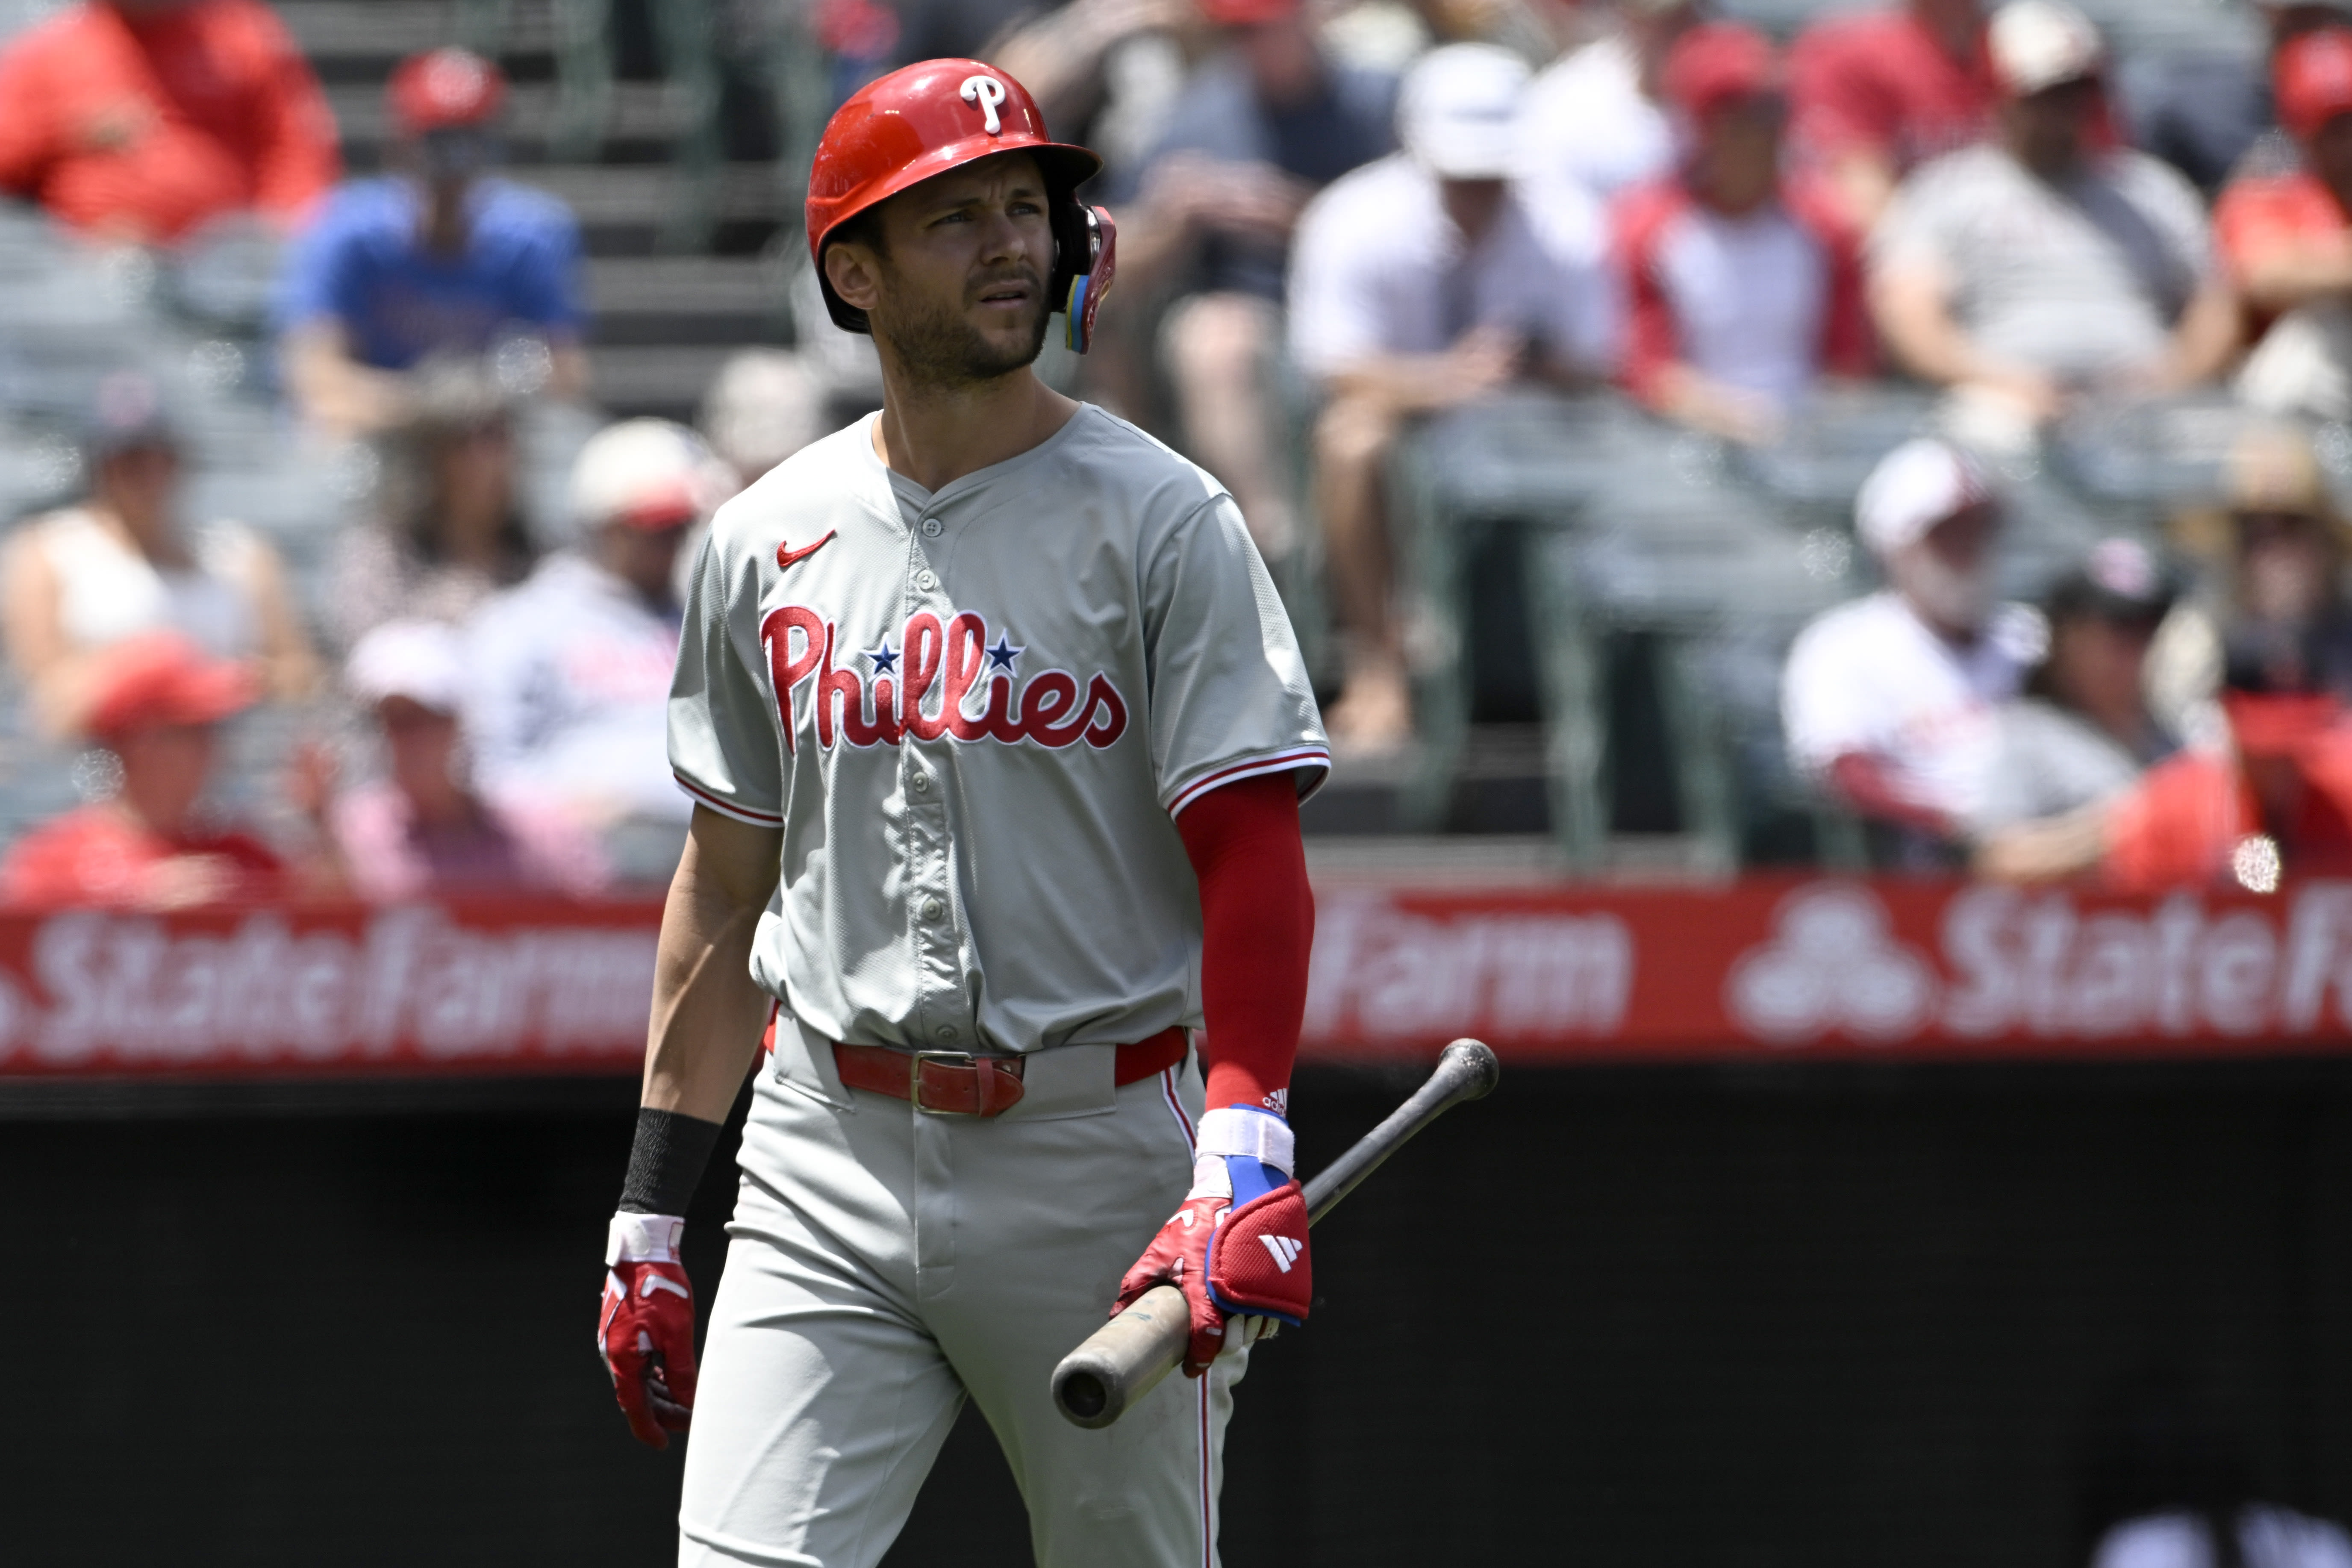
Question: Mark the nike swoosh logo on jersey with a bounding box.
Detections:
[776,531,838,572]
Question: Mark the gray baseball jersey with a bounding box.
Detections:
[668,404,1325,1568]
[668,403,1329,1056]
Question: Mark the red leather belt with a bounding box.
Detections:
[829,1025,1189,1117]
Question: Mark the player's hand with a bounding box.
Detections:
[1114,1106,1312,1377]
[597,1212,698,1449]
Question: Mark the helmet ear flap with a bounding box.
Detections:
[1051,197,1116,355]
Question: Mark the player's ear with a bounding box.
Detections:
[825,239,883,319]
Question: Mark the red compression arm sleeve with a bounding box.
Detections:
[1176,771,1315,1115]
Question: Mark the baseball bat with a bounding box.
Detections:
[1050,1037,1501,1429]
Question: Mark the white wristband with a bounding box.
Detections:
[606,1211,685,1265]
[1194,1106,1294,1174]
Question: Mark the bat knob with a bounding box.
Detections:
[1056,1368,1112,1423]
[1440,1038,1500,1101]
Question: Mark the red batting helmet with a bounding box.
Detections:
[806,59,1116,350]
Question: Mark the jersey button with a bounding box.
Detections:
[934,1024,958,1043]
[915,568,939,591]
[910,771,930,793]
[921,519,942,538]
[919,896,946,922]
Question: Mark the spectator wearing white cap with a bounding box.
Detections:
[1781,438,2038,850]
[1868,0,2238,433]
[463,420,734,835]
[1289,42,1617,750]
[1613,23,1873,447]
[331,619,606,898]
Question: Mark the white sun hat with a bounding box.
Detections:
[1399,44,1531,180]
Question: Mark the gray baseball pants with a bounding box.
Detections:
[677,1016,1244,1568]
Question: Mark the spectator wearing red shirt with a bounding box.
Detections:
[1788,0,1996,230]
[1,631,287,907]
[2103,688,2352,891]
[1614,24,1872,447]
[2219,26,2352,423]
[0,0,339,246]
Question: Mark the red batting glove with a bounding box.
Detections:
[597,1212,698,1449]
[1116,1193,1230,1376]
[1115,1107,1313,1377]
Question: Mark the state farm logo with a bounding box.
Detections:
[760,605,1128,753]
[1725,885,1938,1044]
[1725,881,2352,1045]
[1301,892,1632,1045]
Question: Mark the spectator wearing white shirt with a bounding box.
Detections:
[1290,43,1619,750]
[1782,438,2035,853]
[1613,23,1874,447]
[464,419,732,837]
[1516,0,1697,212]
[1867,1,2238,435]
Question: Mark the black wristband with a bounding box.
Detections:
[618,1107,725,1217]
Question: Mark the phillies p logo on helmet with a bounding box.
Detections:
[960,75,1007,135]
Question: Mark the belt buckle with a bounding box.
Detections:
[911,1049,980,1115]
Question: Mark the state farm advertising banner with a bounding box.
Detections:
[1302,879,2352,1062]
[11,880,2352,1078]
[0,901,662,1078]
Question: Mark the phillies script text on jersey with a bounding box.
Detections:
[760,605,1129,753]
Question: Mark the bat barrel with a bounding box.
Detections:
[1304,1039,1498,1224]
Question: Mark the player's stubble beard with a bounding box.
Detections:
[871,259,1051,390]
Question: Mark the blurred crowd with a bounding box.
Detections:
[9,0,2352,904]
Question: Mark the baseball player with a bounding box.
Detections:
[595,59,1330,1568]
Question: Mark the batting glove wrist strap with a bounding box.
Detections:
[606,1211,685,1266]
[1193,1106,1294,1174]
[1206,1181,1312,1326]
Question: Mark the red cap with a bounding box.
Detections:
[82,632,258,742]
[806,59,1101,331]
[1197,0,1300,24]
[388,47,507,135]
[2278,26,2352,143]
[1662,23,1783,127]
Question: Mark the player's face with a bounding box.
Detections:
[845,153,1056,388]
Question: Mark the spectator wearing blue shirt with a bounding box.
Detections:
[1107,0,1395,567]
[277,48,589,435]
